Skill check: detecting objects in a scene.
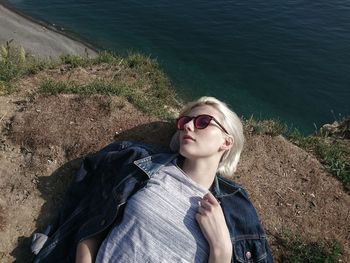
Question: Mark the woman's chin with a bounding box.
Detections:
[179,147,192,158]
[179,147,199,160]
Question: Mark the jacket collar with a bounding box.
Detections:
[133,153,177,178]
[213,176,241,199]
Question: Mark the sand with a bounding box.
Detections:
[0,3,98,58]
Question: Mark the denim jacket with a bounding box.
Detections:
[31,141,273,262]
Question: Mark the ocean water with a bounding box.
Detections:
[5,0,350,133]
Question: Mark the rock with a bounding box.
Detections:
[321,117,350,139]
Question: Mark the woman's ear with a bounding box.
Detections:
[220,136,234,151]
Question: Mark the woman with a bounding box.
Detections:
[32,97,272,262]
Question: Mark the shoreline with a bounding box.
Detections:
[0,1,99,58]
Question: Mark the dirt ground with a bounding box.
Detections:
[0,67,349,262]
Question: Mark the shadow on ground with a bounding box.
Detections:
[10,121,175,261]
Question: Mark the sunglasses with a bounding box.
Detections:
[177,114,229,134]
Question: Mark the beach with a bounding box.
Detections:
[0,3,98,58]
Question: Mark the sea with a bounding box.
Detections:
[4,0,350,134]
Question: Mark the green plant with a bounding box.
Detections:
[0,40,26,82]
[93,51,121,64]
[126,53,153,69]
[26,58,58,74]
[0,80,6,94]
[1,43,181,118]
[39,79,120,96]
[244,116,288,136]
[280,235,342,263]
[38,78,179,119]
[59,54,91,68]
[39,79,71,95]
[60,51,122,68]
[0,40,58,93]
[315,141,350,188]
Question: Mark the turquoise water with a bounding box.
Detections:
[5,0,350,133]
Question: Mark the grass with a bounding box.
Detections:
[39,79,122,96]
[39,77,178,119]
[59,50,122,68]
[280,234,343,263]
[0,40,27,83]
[0,42,181,119]
[244,116,289,136]
[0,40,57,94]
[38,52,181,119]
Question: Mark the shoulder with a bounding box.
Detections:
[216,176,258,223]
[96,140,170,155]
[76,141,172,180]
[216,175,249,198]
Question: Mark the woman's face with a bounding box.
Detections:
[178,105,228,161]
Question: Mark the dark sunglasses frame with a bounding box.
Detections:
[177,114,229,134]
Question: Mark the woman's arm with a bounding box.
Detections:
[75,233,104,263]
[196,191,232,263]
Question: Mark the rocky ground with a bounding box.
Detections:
[0,65,349,262]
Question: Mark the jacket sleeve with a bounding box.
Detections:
[30,141,127,255]
[31,141,145,256]
[31,141,168,259]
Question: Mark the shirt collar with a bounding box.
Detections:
[134,153,241,197]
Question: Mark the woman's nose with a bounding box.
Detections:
[183,119,195,131]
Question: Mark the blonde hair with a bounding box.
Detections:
[170,96,244,177]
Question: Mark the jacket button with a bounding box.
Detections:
[246,251,252,259]
[100,219,106,226]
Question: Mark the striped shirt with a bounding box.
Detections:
[96,159,209,262]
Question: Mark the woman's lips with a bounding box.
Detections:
[183,135,195,141]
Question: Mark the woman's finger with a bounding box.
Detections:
[200,199,211,210]
[197,206,207,215]
[204,191,219,205]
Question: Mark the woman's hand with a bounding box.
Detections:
[76,233,104,263]
[196,191,232,263]
[76,239,95,263]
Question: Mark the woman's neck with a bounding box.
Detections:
[180,156,219,189]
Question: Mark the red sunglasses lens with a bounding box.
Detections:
[195,115,211,129]
[177,116,191,130]
[177,115,213,130]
